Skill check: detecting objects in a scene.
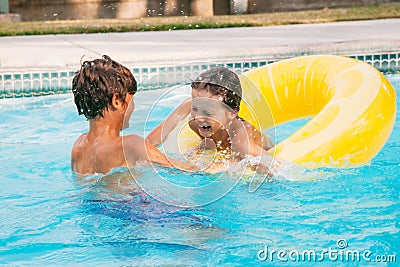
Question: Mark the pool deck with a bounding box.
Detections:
[0,18,400,72]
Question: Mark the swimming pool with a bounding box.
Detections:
[0,72,398,266]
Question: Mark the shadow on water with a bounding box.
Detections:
[75,168,227,252]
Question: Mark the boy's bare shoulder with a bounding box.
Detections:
[122,134,155,158]
[123,134,168,165]
[181,97,192,106]
[71,133,88,155]
[238,118,274,150]
[122,134,145,148]
[232,118,269,145]
[234,118,260,135]
[71,133,89,172]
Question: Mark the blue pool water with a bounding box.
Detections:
[0,75,399,266]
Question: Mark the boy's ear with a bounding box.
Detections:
[227,108,239,120]
[111,93,122,110]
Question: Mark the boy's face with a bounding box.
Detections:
[122,93,134,130]
[190,89,236,138]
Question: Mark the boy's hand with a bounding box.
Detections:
[255,158,282,177]
[243,152,282,177]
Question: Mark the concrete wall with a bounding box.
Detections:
[10,0,151,20]
[8,0,400,21]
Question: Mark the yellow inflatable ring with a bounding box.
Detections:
[170,55,396,169]
[239,55,396,168]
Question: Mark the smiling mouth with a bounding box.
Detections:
[198,125,212,134]
[199,125,211,130]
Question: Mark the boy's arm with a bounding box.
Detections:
[124,135,226,173]
[143,140,227,173]
[232,135,281,176]
[144,139,200,171]
[124,134,198,171]
[125,134,225,173]
[146,98,192,146]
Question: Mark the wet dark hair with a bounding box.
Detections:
[72,55,137,119]
[191,67,242,111]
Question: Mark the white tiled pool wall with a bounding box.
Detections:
[0,52,399,99]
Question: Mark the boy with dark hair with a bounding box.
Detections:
[146,66,278,175]
[71,55,201,174]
